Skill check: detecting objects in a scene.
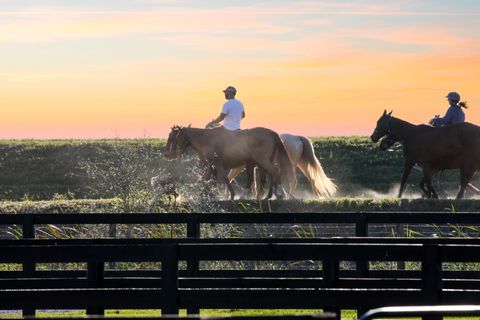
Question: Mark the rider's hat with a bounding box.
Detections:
[446,92,461,102]
[223,86,237,94]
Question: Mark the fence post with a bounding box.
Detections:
[396,223,406,270]
[22,214,35,317]
[323,260,340,320]
[186,217,200,315]
[422,244,442,320]
[162,243,179,316]
[355,213,369,275]
[354,214,370,320]
[108,223,117,269]
[86,261,105,316]
[186,216,200,275]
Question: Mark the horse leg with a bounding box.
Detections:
[244,162,256,198]
[255,158,281,200]
[203,162,215,181]
[398,161,414,198]
[227,166,245,197]
[457,166,475,199]
[251,166,258,198]
[258,167,273,200]
[419,178,429,198]
[422,167,437,199]
[215,163,235,200]
[228,166,245,183]
[255,167,265,200]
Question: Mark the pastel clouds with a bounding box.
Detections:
[0,0,479,138]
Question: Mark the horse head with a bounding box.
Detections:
[165,125,190,158]
[165,125,182,159]
[371,109,393,143]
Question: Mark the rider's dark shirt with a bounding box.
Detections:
[433,105,465,126]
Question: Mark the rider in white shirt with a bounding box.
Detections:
[206,86,245,131]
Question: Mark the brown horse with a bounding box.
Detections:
[166,125,296,200]
[379,132,480,197]
[371,110,480,199]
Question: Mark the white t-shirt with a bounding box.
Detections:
[221,98,244,131]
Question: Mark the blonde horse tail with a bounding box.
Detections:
[298,136,336,198]
[273,132,297,194]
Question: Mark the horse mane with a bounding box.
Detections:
[171,125,183,132]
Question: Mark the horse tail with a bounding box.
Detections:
[273,132,297,194]
[297,136,337,198]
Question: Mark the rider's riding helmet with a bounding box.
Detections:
[223,86,237,94]
[446,92,461,102]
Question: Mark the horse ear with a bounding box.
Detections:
[383,109,387,115]
[388,110,393,116]
[188,124,191,128]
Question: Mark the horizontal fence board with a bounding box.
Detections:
[2,212,480,226]
[178,243,424,261]
[178,289,426,309]
[2,241,480,263]
[0,288,163,309]
[0,288,425,309]
[3,278,479,291]
[3,237,480,246]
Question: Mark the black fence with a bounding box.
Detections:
[1,238,480,319]
[1,212,480,320]
[2,212,480,240]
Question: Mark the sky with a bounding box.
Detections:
[1,0,480,139]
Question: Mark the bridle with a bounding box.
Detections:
[166,125,183,158]
[373,114,393,139]
[173,126,192,155]
[384,114,393,134]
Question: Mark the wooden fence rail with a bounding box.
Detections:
[1,238,480,320]
[2,212,480,320]
[2,212,480,240]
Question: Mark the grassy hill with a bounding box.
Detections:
[0,137,478,201]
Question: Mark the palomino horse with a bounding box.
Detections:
[228,133,336,198]
[165,125,296,200]
[371,110,480,199]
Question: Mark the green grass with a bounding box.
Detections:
[3,136,480,201]
[0,309,479,320]
[0,309,350,319]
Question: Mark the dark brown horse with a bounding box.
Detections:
[379,132,451,197]
[166,125,296,200]
[371,110,480,199]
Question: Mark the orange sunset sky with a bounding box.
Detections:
[1,0,479,139]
